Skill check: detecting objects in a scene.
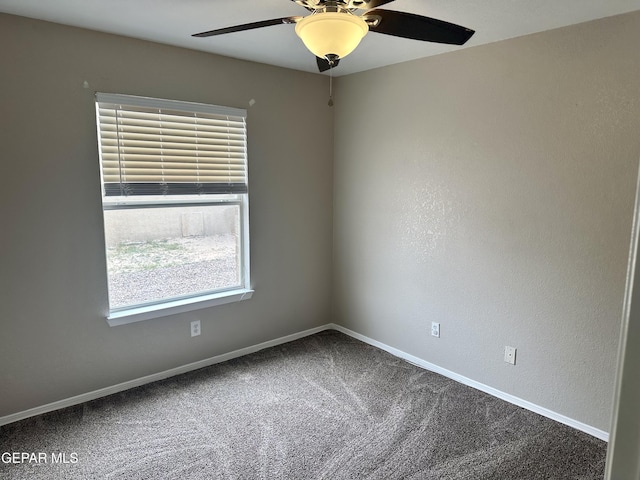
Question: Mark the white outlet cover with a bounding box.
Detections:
[431,322,440,338]
[504,346,516,365]
[190,320,201,337]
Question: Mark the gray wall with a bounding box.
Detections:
[0,14,334,417]
[333,12,640,431]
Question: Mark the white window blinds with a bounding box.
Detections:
[96,93,247,197]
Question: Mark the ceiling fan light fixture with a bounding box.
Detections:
[295,12,368,60]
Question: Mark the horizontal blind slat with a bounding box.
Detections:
[102,148,246,157]
[98,124,246,139]
[99,155,247,166]
[98,106,245,125]
[99,134,246,145]
[111,175,247,181]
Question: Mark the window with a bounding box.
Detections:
[95,93,252,325]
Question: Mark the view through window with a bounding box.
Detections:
[103,203,242,309]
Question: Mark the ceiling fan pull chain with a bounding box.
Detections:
[328,64,334,107]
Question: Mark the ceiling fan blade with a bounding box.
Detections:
[295,0,332,11]
[353,0,396,9]
[192,16,302,38]
[364,9,474,45]
[291,0,316,12]
[308,0,395,8]
[316,56,341,72]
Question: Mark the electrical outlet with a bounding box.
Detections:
[504,346,516,365]
[190,320,201,337]
[431,322,440,338]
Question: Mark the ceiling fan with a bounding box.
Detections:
[192,0,475,73]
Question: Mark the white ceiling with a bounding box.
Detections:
[1,0,638,76]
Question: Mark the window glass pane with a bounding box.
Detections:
[104,204,241,309]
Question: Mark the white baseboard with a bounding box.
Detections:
[331,324,609,442]
[0,324,330,427]
[1,322,609,442]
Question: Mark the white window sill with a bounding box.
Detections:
[106,289,254,326]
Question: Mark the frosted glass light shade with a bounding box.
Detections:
[295,12,368,59]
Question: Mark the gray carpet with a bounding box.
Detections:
[0,330,606,479]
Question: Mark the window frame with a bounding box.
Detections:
[95,94,253,326]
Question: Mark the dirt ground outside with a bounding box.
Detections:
[106,234,240,308]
